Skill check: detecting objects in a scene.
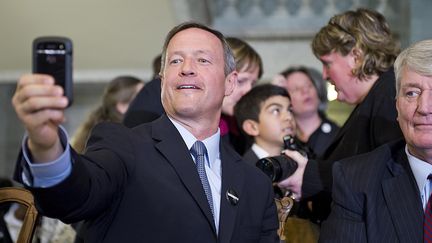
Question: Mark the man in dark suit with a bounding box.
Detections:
[11,22,278,242]
[319,39,432,242]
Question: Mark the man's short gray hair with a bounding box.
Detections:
[394,39,432,96]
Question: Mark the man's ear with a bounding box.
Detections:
[159,73,164,87]
[242,119,259,137]
[225,71,238,96]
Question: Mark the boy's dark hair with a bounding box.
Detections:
[234,84,290,137]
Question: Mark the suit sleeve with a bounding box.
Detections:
[22,123,136,223]
[259,182,280,243]
[302,158,332,198]
[319,161,367,243]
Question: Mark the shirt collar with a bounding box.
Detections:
[169,117,220,167]
[406,145,432,193]
[251,143,270,159]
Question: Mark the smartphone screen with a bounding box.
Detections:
[35,42,67,87]
[33,37,73,105]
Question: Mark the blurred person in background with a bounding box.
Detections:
[220,37,263,154]
[71,75,143,153]
[273,66,339,158]
[123,55,164,127]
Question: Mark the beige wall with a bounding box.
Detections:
[0,0,176,82]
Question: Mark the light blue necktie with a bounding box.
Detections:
[190,141,214,217]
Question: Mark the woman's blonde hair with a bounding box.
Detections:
[227,37,263,79]
[312,8,400,80]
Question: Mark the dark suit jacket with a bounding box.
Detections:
[306,115,340,158]
[319,140,423,243]
[123,77,164,128]
[302,69,403,198]
[16,115,278,243]
[242,148,259,167]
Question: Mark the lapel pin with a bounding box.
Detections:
[226,189,239,206]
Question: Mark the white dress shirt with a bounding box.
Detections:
[169,118,222,234]
[406,145,432,210]
[251,143,270,159]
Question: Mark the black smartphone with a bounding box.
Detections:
[33,36,73,106]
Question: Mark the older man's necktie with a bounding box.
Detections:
[424,174,432,242]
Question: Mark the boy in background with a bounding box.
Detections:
[234,83,319,243]
[234,84,295,165]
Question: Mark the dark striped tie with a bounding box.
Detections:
[424,174,432,242]
[191,141,214,217]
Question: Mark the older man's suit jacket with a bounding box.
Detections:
[319,140,423,243]
[15,115,278,243]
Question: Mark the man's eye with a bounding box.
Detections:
[198,58,210,63]
[405,90,420,98]
[170,59,182,64]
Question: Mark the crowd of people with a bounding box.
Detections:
[4,6,432,243]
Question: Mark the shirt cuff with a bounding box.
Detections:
[21,126,72,188]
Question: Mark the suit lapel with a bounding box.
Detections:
[151,115,216,233]
[218,142,244,243]
[382,149,423,242]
